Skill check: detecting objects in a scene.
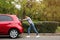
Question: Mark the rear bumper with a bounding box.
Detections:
[19,27,24,34]
[20,29,23,34]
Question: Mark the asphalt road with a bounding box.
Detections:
[0,33,60,40]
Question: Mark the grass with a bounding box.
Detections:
[56,26,60,33]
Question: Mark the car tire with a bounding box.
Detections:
[9,29,19,39]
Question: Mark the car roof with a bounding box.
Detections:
[0,14,16,16]
[0,14,15,15]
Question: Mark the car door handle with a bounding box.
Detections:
[8,23,11,24]
[5,23,11,25]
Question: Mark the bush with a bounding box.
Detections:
[22,21,58,33]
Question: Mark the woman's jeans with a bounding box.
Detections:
[28,23,38,35]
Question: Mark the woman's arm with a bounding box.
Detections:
[23,18,27,20]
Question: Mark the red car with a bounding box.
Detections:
[0,14,23,38]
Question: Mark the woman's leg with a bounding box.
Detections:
[31,24,38,35]
[27,25,31,35]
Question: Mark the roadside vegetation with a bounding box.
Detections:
[0,0,60,33]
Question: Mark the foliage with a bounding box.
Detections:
[22,21,58,33]
[0,0,60,22]
[42,0,60,21]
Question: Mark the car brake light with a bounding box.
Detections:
[18,23,22,26]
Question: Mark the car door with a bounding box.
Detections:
[0,15,13,34]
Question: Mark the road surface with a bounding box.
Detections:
[0,33,60,40]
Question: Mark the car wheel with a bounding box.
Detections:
[9,29,19,39]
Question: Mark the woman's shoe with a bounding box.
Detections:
[26,35,30,37]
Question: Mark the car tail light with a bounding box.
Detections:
[18,22,22,26]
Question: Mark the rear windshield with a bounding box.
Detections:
[0,15,13,21]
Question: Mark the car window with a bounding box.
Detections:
[0,15,13,21]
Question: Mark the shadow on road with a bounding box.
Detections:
[0,36,22,39]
